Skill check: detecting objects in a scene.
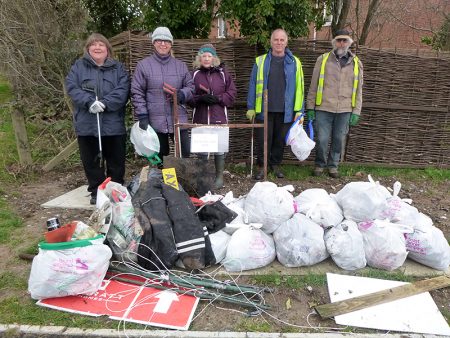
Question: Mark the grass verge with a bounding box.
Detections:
[0,78,24,244]
[0,197,22,244]
[250,274,327,289]
[282,163,450,183]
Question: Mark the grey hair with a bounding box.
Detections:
[271,28,289,42]
[331,36,354,49]
[193,54,221,68]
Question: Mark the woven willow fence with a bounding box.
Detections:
[111,31,450,167]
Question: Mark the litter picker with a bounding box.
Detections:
[95,96,104,168]
[84,84,104,169]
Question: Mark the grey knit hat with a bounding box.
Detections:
[151,27,173,44]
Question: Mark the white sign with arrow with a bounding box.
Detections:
[154,290,180,313]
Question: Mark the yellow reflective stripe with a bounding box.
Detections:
[316,52,330,106]
[293,56,304,112]
[352,56,360,108]
[255,54,267,113]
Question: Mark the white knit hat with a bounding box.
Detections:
[151,27,173,44]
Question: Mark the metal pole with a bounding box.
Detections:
[250,116,255,178]
[263,89,268,180]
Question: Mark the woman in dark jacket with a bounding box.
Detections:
[190,43,237,188]
[66,33,130,205]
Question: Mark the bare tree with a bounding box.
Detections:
[358,0,383,45]
[331,0,351,34]
[0,0,88,118]
[330,0,383,44]
[0,0,88,163]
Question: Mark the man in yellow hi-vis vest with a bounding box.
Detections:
[247,28,304,180]
[306,29,363,178]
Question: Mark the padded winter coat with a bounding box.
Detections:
[190,65,236,124]
[131,52,194,133]
[65,54,130,136]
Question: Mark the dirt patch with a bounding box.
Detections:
[2,162,449,332]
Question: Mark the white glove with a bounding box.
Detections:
[89,100,105,114]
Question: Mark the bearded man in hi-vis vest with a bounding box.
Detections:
[306,29,363,178]
[246,28,305,181]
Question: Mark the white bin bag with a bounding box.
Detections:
[244,182,295,234]
[223,225,276,272]
[324,220,366,270]
[405,219,450,271]
[295,188,343,228]
[130,122,160,164]
[209,230,231,263]
[335,175,390,222]
[273,213,329,267]
[285,118,315,161]
[379,181,420,224]
[358,220,412,271]
[28,235,112,300]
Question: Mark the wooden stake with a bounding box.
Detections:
[173,92,181,158]
[43,139,78,172]
[315,275,450,319]
[11,107,32,166]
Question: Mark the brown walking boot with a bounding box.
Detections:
[328,167,339,178]
[313,167,324,176]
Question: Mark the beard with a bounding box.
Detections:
[335,46,349,57]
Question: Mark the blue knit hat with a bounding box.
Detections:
[198,43,217,56]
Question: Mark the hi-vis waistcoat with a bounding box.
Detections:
[254,53,304,113]
[315,52,360,108]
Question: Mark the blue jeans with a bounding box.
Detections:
[314,111,351,169]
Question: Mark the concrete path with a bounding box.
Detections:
[0,324,443,337]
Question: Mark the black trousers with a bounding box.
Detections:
[256,112,289,166]
[78,135,126,197]
[156,129,190,162]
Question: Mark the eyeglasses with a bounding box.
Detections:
[154,40,171,45]
[336,38,349,42]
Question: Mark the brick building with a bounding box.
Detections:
[209,0,449,50]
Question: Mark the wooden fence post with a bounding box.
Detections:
[11,106,32,166]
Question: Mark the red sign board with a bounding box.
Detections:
[37,279,199,330]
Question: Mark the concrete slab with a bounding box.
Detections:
[206,257,449,277]
[41,185,94,210]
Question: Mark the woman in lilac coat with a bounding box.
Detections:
[190,44,237,188]
[131,27,194,164]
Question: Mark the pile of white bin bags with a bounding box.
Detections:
[209,177,450,272]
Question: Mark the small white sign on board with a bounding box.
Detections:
[190,133,219,153]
